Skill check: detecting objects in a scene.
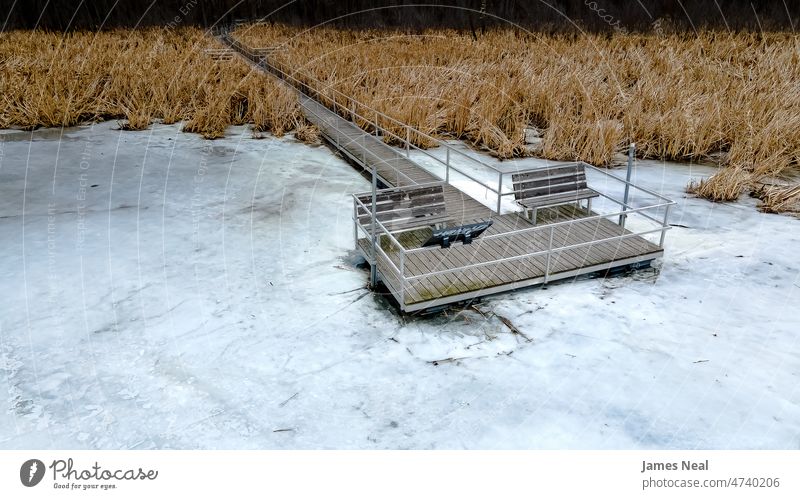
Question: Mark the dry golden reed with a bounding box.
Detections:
[235,24,800,206]
[687,167,753,202]
[753,184,800,215]
[294,124,321,144]
[0,28,302,139]
[3,25,799,210]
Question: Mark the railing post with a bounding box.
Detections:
[445,147,450,183]
[353,197,358,250]
[369,159,378,288]
[399,249,405,306]
[660,204,672,248]
[496,171,503,214]
[619,143,635,228]
[544,226,554,285]
[406,127,410,157]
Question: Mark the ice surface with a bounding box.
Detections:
[0,122,798,449]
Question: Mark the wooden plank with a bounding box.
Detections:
[514,179,589,198]
[468,216,545,283]
[518,189,598,208]
[513,172,586,190]
[279,64,666,308]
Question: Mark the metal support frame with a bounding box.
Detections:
[619,143,635,228]
[544,226,555,284]
[659,204,672,248]
[399,251,405,304]
[496,171,503,214]
[369,137,378,288]
[445,148,450,183]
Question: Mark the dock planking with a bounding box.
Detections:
[220,33,666,311]
[357,205,662,308]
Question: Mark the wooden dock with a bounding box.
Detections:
[300,97,495,223]
[357,205,661,310]
[219,32,672,312]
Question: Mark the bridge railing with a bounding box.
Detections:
[220,30,513,213]
[220,28,676,308]
[348,160,674,306]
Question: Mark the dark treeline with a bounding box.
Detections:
[4,0,798,32]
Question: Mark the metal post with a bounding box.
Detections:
[334,115,339,148]
[445,147,450,183]
[406,127,410,157]
[399,250,405,305]
[544,226,554,285]
[619,143,635,228]
[659,204,671,248]
[496,171,503,214]
[369,158,378,288]
[353,198,358,250]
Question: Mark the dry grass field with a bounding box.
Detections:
[235,24,800,211]
[2,25,798,212]
[0,28,301,139]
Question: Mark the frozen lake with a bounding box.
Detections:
[1,122,798,449]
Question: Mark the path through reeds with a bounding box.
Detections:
[2,25,798,212]
[235,24,800,209]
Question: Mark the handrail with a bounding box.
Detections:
[353,220,405,279]
[581,162,674,202]
[593,190,670,226]
[300,96,420,186]
[404,227,668,281]
[403,200,672,255]
[225,32,673,215]
[494,161,674,204]
[220,31,508,207]
[218,26,675,305]
[353,180,446,197]
[352,194,406,252]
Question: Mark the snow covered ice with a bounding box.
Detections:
[0,122,798,449]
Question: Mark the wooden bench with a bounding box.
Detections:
[355,184,449,233]
[511,162,599,223]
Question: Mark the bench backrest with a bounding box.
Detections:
[356,184,448,232]
[511,163,589,202]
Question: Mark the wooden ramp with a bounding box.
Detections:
[218,32,672,312]
[300,97,495,223]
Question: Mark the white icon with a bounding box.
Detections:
[28,461,38,484]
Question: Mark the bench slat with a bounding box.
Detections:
[513,176,588,197]
[356,194,445,215]
[511,163,582,180]
[510,163,598,213]
[355,184,448,232]
[357,202,447,222]
[517,189,599,209]
[513,174,587,190]
[359,213,450,232]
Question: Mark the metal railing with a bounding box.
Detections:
[351,167,674,305]
[351,193,410,304]
[218,27,676,306]
[219,29,511,213]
